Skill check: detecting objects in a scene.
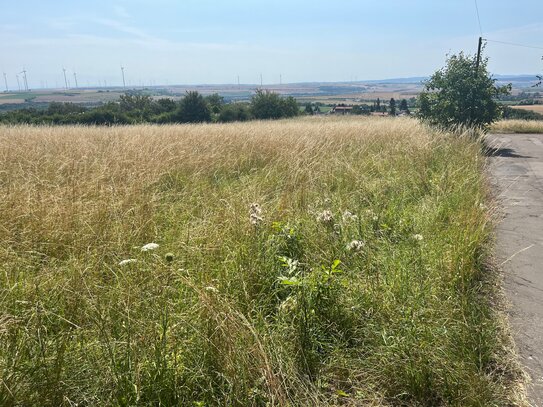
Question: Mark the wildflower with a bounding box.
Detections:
[205,286,219,293]
[342,210,358,222]
[249,203,264,226]
[141,242,159,251]
[346,240,365,252]
[317,210,334,224]
[365,209,378,222]
[412,234,423,241]
[118,258,137,266]
[279,296,297,313]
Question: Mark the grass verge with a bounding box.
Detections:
[491,119,543,134]
[0,117,523,405]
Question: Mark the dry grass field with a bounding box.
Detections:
[0,117,522,405]
[491,119,543,134]
[512,105,543,114]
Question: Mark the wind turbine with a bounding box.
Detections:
[20,68,28,91]
[73,71,79,88]
[260,73,263,87]
[62,68,68,89]
[16,74,21,92]
[2,72,7,92]
[120,66,126,88]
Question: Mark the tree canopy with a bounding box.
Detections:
[250,89,299,120]
[418,51,511,128]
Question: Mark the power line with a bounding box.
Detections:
[474,0,483,36]
[484,39,543,51]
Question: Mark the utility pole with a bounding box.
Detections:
[475,36,483,71]
[470,37,484,125]
[2,72,7,92]
[63,68,68,89]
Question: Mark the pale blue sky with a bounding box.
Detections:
[1,0,542,88]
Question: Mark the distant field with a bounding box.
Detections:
[0,117,521,405]
[512,105,543,114]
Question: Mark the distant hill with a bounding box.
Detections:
[356,74,539,86]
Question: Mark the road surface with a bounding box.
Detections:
[489,133,543,406]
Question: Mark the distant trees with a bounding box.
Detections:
[205,93,224,114]
[399,99,409,112]
[389,98,396,116]
[175,91,211,123]
[418,51,511,128]
[351,105,371,115]
[250,89,299,120]
[218,103,251,122]
[0,89,304,125]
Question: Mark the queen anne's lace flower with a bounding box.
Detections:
[346,240,365,252]
[412,234,423,241]
[118,258,137,266]
[141,242,159,251]
[317,210,334,224]
[249,203,264,226]
[342,210,358,222]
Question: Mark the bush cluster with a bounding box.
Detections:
[0,90,300,125]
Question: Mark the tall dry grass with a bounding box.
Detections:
[0,117,522,405]
[491,119,543,134]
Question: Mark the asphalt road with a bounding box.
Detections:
[489,133,543,406]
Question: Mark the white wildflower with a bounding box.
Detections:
[412,234,423,241]
[118,258,137,266]
[346,240,365,252]
[342,210,358,222]
[250,203,262,215]
[249,203,264,226]
[205,286,219,293]
[279,296,298,313]
[317,210,334,224]
[141,242,159,251]
[365,209,378,221]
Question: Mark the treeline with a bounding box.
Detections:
[0,90,300,125]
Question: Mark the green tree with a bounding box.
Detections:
[304,103,315,115]
[218,103,252,122]
[399,99,408,111]
[351,105,371,115]
[205,93,225,114]
[418,51,511,128]
[250,89,299,120]
[152,98,177,115]
[176,91,211,123]
[389,98,396,116]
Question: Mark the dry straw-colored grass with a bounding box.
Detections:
[0,117,524,406]
[491,119,543,134]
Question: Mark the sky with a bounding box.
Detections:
[1,0,542,89]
